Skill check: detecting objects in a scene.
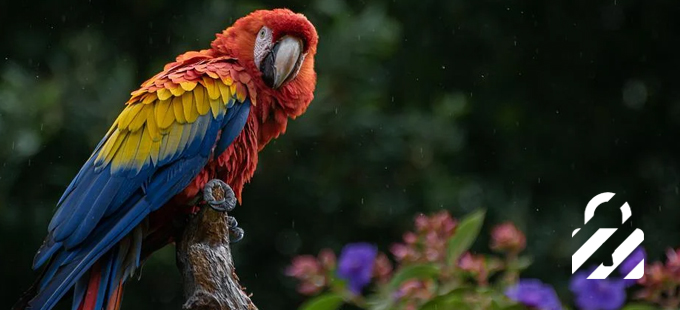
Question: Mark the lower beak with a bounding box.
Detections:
[262,36,303,89]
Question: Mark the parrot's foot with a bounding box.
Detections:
[203,179,237,212]
[203,179,243,242]
[227,216,245,243]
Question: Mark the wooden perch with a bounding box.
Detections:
[176,180,257,310]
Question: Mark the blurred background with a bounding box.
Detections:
[1,0,680,309]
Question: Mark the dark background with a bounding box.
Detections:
[1,0,680,309]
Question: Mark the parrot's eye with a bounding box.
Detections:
[253,26,273,71]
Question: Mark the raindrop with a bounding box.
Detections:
[441,65,446,69]
[555,110,560,114]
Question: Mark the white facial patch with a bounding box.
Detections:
[254,26,273,69]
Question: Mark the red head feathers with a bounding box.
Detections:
[211,9,319,148]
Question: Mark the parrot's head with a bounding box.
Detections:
[211,8,318,148]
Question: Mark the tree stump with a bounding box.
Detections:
[176,180,257,310]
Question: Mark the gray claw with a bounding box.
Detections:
[203,179,237,212]
[227,216,238,228]
[227,216,244,242]
[230,227,245,243]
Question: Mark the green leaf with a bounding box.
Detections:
[447,209,486,265]
[366,294,395,310]
[513,256,533,270]
[417,287,475,310]
[621,303,660,310]
[499,305,528,310]
[299,293,344,310]
[388,264,441,289]
[419,290,472,310]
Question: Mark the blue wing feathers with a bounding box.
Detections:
[48,158,99,233]
[63,173,118,247]
[31,201,150,310]
[29,99,251,310]
[70,276,86,310]
[93,254,114,310]
[50,166,107,242]
[215,99,251,158]
[33,237,61,270]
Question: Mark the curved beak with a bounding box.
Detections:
[260,35,303,89]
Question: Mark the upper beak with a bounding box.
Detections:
[261,35,303,89]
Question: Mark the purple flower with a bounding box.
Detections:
[619,247,645,277]
[337,242,378,294]
[570,267,626,310]
[505,279,562,310]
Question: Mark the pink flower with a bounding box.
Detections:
[390,243,414,262]
[403,232,418,244]
[298,280,325,295]
[635,261,668,301]
[490,222,526,253]
[286,255,321,278]
[373,253,393,283]
[415,214,429,232]
[459,252,485,273]
[390,211,458,264]
[394,279,435,303]
[285,255,326,295]
[459,252,488,284]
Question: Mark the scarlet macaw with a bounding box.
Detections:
[16,8,318,310]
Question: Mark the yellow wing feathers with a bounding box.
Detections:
[94,79,239,174]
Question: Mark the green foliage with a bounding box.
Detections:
[620,304,660,310]
[288,210,533,310]
[299,293,344,310]
[388,264,441,289]
[447,209,485,265]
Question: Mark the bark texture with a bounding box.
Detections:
[176,181,257,310]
